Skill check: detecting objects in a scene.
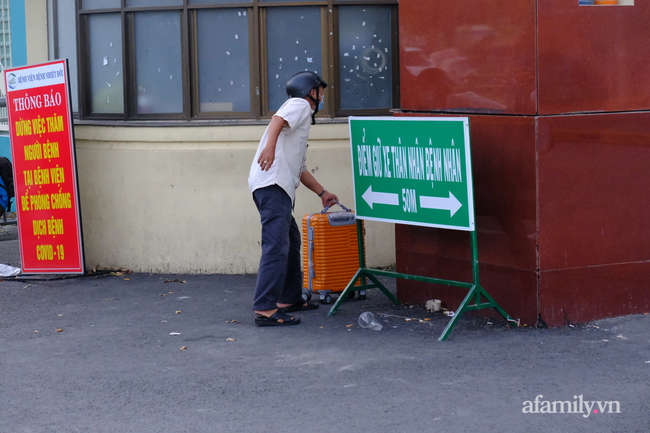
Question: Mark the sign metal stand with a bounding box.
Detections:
[327,117,518,340]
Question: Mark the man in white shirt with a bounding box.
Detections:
[248,71,338,327]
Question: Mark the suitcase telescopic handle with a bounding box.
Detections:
[320,199,352,214]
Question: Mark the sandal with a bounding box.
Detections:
[254,310,301,327]
[279,301,320,313]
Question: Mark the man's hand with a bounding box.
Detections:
[299,171,338,208]
[320,191,338,208]
[257,147,275,171]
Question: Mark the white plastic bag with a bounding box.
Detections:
[0,264,20,277]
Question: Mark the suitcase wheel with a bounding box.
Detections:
[302,292,312,302]
[320,294,332,304]
[359,290,367,301]
[347,291,356,299]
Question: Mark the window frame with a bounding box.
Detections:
[125,8,190,120]
[70,0,399,122]
[78,8,128,120]
[190,6,259,120]
[259,5,332,120]
[332,3,399,118]
[48,0,58,61]
[48,0,82,116]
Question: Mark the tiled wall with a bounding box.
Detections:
[396,0,650,326]
[400,0,536,114]
[538,0,650,114]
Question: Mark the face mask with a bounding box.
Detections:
[309,90,323,125]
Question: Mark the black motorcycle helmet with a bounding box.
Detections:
[286,71,328,124]
[286,71,328,98]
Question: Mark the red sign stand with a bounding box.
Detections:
[4,60,85,274]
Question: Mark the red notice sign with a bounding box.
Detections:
[5,60,84,274]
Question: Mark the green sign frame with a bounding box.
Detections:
[327,117,518,341]
[349,116,475,231]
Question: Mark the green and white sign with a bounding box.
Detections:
[349,116,474,231]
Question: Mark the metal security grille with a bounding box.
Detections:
[0,0,10,71]
[0,0,10,132]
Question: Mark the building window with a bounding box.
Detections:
[87,13,123,114]
[47,0,80,112]
[196,8,251,114]
[265,6,323,112]
[134,11,184,114]
[338,5,393,111]
[49,0,398,122]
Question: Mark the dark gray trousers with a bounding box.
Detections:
[252,185,303,311]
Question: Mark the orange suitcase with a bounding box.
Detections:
[302,203,366,304]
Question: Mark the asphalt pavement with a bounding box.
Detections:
[1,230,649,433]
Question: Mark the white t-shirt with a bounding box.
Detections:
[248,98,313,204]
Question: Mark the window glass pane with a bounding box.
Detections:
[266,7,322,111]
[88,14,124,114]
[190,0,252,4]
[135,11,183,114]
[339,6,392,110]
[82,0,120,9]
[127,0,183,6]
[57,0,79,112]
[197,9,250,113]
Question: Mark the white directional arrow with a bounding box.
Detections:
[419,192,462,217]
[362,185,399,210]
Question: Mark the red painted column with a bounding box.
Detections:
[396,0,650,326]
